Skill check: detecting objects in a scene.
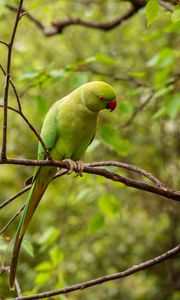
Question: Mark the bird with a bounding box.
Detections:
[9,81,117,290]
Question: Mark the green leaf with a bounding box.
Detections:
[165,93,180,118]
[49,69,65,79]
[171,5,180,23]
[147,48,175,69]
[118,102,133,115]
[38,227,61,251]
[22,239,34,257]
[146,0,159,26]
[95,54,115,65]
[35,272,51,285]
[88,214,105,233]
[19,72,39,81]
[36,261,52,272]
[98,194,121,219]
[99,124,131,156]
[49,246,64,266]
[153,93,180,119]
[152,107,166,119]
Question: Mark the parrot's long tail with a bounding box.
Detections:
[9,167,54,290]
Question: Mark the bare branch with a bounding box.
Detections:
[0,64,22,111]
[0,158,179,201]
[0,171,68,210]
[48,6,140,36]
[12,243,180,300]
[122,90,155,127]
[0,185,29,209]
[4,0,177,38]
[0,266,22,296]
[0,205,25,234]
[6,3,143,37]
[0,105,52,160]
[158,0,173,12]
[0,40,9,47]
[1,0,24,160]
[87,161,165,187]
[5,4,44,31]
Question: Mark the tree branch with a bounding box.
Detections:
[87,161,165,187]
[5,4,44,31]
[0,204,25,234]
[12,243,180,300]
[0,158,179,201]
[0,104,52,161]
[122,90,155,128]
[0,171,67,210]
[0,64,22,111]
[0,266,22,296]
[49,5,141,36]
[6,3,143,37]
[1,0,24,160]
[5,0,177,38]
[158,0,173,12]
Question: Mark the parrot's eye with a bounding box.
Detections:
[99,96,104,101]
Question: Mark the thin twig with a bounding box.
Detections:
[0,105,52,160]
[6,4,45,31]
[0,158,179,201]
[1,0,24,160]
[13,243,180,300]
[122,91,155,127]
[0,186,29,209]
[158,0,173,11]
[0,40,9,47]
[0,171,67,210]
[0,205,25,234]
[0,64,22,111]
[0,266,22,296]
[0,172,68,235]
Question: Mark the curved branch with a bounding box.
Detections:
[0,204,25,234]
[0,105,52,160]
[6,3,143,37]
[87,160,164,187]
[13,243,180,300]
[48,5,140,36]
[0,185,29,210]
[0,158,179,201]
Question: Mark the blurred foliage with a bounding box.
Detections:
[0,0,180,299]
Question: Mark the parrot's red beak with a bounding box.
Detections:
[107,99,117,112]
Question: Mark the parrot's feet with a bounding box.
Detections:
[63,159,84,176]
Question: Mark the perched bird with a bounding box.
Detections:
[9,81,117,289]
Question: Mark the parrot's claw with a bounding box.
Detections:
[63,159,84,176]
[63,159,77,174]
[75,160,84,177]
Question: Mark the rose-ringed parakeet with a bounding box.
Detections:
[9,81,116,289]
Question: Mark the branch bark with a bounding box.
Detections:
[1,0,24,159]
[0,158,179,201]
[5,0,177,37]
[12,243,180,300]
[6,2,144,37]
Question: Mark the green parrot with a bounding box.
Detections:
[9,81,116,289]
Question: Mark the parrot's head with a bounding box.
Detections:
[80,81,117,113]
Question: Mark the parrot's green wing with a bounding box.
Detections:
[38,101,60,160]
[24,102,60,186]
